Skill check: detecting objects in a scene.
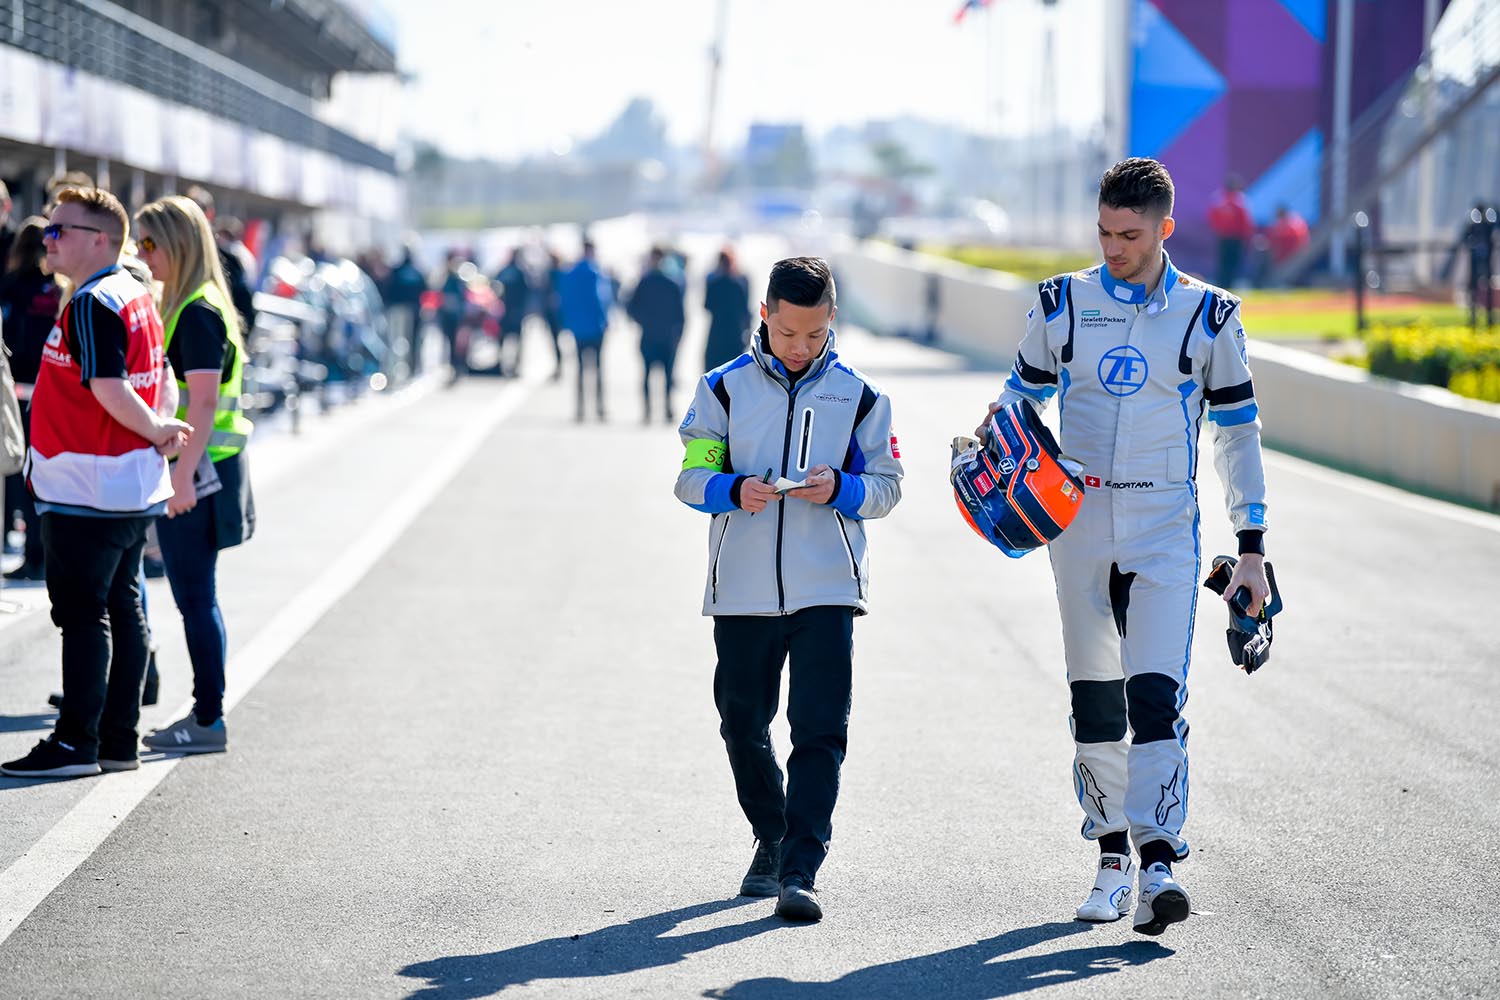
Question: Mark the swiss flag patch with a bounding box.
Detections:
[974,471,996,495]
[1084,475,1101,488]
[889,432,901,459]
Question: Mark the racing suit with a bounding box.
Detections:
[675,327,902,885]
[997,251,1268,859]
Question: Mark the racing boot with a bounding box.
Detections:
[1076,853,1135,922]
[1133,862,1191,936]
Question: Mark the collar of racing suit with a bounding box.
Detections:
[750,322,837,390]
[1098,250,1182,313]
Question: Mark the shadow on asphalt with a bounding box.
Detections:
[0,713,57,734]
[702,920,1174,999]
[396,897,777,999]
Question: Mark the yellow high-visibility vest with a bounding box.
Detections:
[162,281,252,462]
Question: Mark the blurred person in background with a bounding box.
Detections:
[2,217,61,581]
[540,248,567,381]
[438,250,470,380]
[1265,205,1309,268]
[559,240,614,422]
[134,195,257,756]
[384,244,429,378]
[184,187,257,336]
[626,246,686,423]
[0,181,16,277]
[43,171,95,216]
[703,247,752,371]
[1207,175,1255,289]
[1456,203,1496,328]
[0,187,188,779]
[494,248,533,378]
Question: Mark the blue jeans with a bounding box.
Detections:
[156,491,226,725]
[712,606,855,886]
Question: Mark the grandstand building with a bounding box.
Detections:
[0,0,402,250]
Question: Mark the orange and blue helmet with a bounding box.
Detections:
[951,401,1086,558]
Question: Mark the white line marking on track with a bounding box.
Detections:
[0,376,538,946]
[1265,449,1500,535]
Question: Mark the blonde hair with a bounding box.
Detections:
[54,186,128,245]
[134,195,240,341]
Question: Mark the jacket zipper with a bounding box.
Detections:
[833,511,862,600]
[711,513,731,603]
[775,384,796,612]
[796,407,814,472]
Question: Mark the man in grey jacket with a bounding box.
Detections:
[675,257,902,922]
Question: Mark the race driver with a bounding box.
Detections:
[978,157,1272,935]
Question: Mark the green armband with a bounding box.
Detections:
[682,438,727,472]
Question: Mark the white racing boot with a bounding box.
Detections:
[1133,862,1191,935]
[1075,853,1136,922]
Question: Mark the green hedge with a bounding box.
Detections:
[1364,325,1500,403]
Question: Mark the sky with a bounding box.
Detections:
[388,0,1108,162]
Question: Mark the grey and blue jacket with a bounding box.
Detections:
[675,328,903,616]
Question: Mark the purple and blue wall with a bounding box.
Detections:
[1127,0,1437,277]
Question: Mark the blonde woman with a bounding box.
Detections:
[134,195,255,755]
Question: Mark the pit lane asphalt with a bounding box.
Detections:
[1,247,1497,1000]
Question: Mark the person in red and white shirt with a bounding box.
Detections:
[1206,176,1256,289]
[1,187,190,780]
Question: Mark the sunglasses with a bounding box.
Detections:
[137,235,157,253]
[43,222,112,240]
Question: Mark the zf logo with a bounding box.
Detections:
[1098,345,1148,397]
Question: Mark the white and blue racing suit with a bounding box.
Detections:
[997,251,1269,859]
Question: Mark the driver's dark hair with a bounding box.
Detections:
[1098,157,1175,217]
[766,256,835,313]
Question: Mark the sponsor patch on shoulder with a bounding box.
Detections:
[889,431,902,458]
[679,406,695,430]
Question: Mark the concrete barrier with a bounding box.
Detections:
[827,241,1500,511]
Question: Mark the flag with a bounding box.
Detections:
[954,0,993,24]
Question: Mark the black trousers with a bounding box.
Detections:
[575,342,604,418]
[641,341,680,421]
[713,606,854,885]
[43,512,153,758]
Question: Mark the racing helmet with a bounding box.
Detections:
[951,400,1086,558]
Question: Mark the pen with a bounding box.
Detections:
[752,468,772,516]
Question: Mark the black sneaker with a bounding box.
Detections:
[3,562,44,582]
[739,839,781,897]
[98,753,140,773]
[775,879,822,922]
[1,736,101,779]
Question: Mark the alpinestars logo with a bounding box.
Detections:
[1078,762,1108,819]
[1100,856,1123,871]
[1214,296,1236,327]
[1155,767,1182,826]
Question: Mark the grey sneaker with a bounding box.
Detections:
[142,715,227,754]
[739,839,781,897]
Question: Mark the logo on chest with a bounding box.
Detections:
[1098,345,1149,397]
[1080,309,1125,329]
